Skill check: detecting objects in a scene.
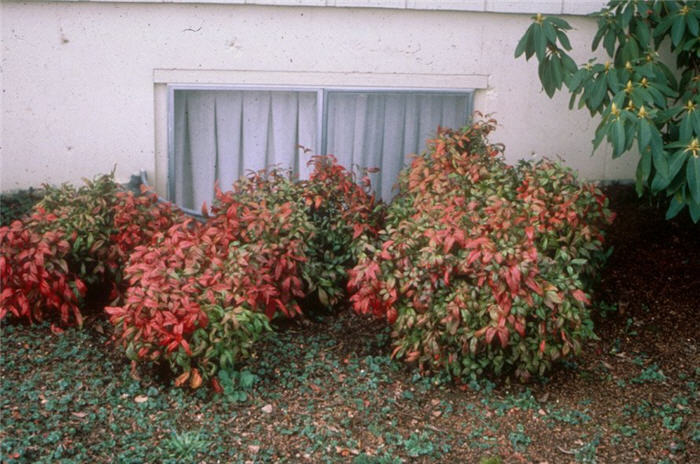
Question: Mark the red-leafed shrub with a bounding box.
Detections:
[107,160,384,388]
[0,175,183,327]
[348,119,614,381]
[111,186,185,262]
[0,221,86,326]
[107,169,311,386]
[300,155,384,308]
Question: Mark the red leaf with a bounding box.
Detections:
[497,327,509,348]
[571,289,590,305]
[386,307,398,324]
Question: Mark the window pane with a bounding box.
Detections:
[173,90,317,210]
[325,92,471,200]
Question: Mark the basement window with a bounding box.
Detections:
[169,85,473,210]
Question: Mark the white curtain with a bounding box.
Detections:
[174,90,317,210]
[173,90,471,208]
[325,92,471,200]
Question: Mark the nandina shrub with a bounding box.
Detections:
[0,221,86,326]
[0,175,120,327]
[207,169,314,319]
[299,155,385,308]
[107,162,384,388]
[0,174,183,327]
[107,169,312,387]
[34,175,122,292]
[348,119,614,381]
[111,186,184,292]
[107,217,270,386]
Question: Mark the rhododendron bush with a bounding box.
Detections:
[347,119,614,381]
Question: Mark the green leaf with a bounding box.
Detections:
[654,15,674,39]
[606,68,621,91]
[561,53,577,74]
[539,58,557,98]
[635,20,651,47]
[547,16,572,30]
[543,21,557,44]
[680,113,693,142]
[611,118,626,157]
[687,11,699,37]
[665,195,685,220]
[671,15,686,46]
[534,26,546,61]
[668,149,689,180]
[589,75,608,110]
[637,118,651,151]
[524,24,537,59]
[592,123,607,151]
[551,55,564,89]
[515,27,532,58]
[603,29,617,56]
[636,148,652,194]
[556,29,572,51]
[690,198,700,223]
[687,156,700,204]
[651,145,670,181]
[621,3,634,29]
[592,25,606,51]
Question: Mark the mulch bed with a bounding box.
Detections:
[1,184,698,463]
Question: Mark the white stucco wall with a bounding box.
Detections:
[0,0,636,195]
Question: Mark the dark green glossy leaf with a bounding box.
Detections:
[690,198,700,223]
[634,20,651,48]
[637,118,651,150]
[515,27,532,58]
[534,26,546,61]
[543,21,557,44]
[679,113,693,141]
[547,16,572,30]
[665,194,686,220]
[671,15,686,46]
[604,29,617,56]
[668,149,689,180]
[687,11,699,36]
[688,156,700,204]
[611,118,626,157]
[556,29,572,51]
[589,75,608,110]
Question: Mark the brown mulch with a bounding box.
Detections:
[1,184,698,463]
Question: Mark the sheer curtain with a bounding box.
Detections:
[325,92,471,200]
[173,89,471,209]
[173,90,317,210]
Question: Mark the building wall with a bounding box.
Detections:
[0,0,637,195]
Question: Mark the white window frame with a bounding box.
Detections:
[167,84,474,203]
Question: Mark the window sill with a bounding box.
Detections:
[154,69,490,90]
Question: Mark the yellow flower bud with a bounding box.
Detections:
[611,102,620,116]
[686,138,699,158]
